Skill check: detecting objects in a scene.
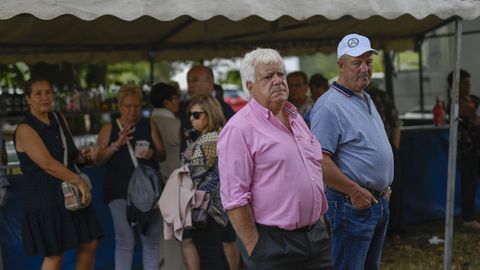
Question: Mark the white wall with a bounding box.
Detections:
[393,18,480,113]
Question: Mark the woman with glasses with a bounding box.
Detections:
[180,95,229,270]
[95,84,166,270]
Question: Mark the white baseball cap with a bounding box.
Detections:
[337,33,379,59]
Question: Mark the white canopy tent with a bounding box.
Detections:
[1,1,480,269]
[0,0,478,63]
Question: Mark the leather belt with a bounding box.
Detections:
[361,186,389,200]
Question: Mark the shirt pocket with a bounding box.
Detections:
[296,136,323,167]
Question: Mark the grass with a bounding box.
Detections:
[382,218,480,269]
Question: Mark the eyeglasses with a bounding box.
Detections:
[188,111,206,119]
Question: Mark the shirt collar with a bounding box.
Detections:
[249,98,298,119]
[332,81,362,97]
[151,108,176,119]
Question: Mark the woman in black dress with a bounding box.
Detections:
[14,78,103,270]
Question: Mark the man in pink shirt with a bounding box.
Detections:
[217,48,332,269]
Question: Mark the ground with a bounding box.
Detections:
[382,218,480,269]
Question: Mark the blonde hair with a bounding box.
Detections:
[117,84,143,105]
[188,95,225,133]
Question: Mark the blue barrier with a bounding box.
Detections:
[399,127,480,224]
[0,167,142,270]
[1,127,479,269]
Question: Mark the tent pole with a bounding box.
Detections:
[417,39,425,112]
[148,52,155,86]
[383,50,394,102]
[444,17,462,270]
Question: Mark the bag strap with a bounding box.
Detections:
[115,118,139,168]
[52,112,81,173]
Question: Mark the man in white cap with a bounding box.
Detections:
[310,33,393,270]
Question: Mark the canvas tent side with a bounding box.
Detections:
[0,0,478,63]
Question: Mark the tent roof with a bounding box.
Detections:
[0,0,479,63]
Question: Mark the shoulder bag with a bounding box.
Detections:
[53,112,92,211]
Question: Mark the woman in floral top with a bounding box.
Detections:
[181,95,229,270]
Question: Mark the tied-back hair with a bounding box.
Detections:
[24,77,52,96]
[117,84,143,105]
[240,48,285,92]
[188,95,225,133]
[150,82,178,108]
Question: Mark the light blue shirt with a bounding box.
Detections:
[310,82,393,191]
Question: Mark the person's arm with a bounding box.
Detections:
[15,124,90,204]
[391,127,401,150]
[227,205,258,256]
[94,123,115,165]
[150,119,166,162]
[322,153,377,208]
[58,113,98,165]
[95,122,134,165]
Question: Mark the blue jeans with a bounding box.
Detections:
[109,199,163,270]
[326,187,389,270]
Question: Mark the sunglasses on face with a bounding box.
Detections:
[188,111,206,120]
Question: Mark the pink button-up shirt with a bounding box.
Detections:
[217,98,327,230]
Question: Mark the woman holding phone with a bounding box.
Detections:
[95,84,166,270]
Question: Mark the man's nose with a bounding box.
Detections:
[359,62,370,72]
[272,73,283,84]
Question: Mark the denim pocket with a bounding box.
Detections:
[326,200,337,226]
[346,202,371,214]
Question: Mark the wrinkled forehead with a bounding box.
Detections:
[254,61,285,75]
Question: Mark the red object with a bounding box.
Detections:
[433,96,444,126]
[224,90,248,112]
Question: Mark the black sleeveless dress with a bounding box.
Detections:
[15,111,103,256]
[103,117,157,203]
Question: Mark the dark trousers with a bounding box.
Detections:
[388,146,405,234]
[190,216,229,270]
[237,222,332,270]
[459,154,480,221]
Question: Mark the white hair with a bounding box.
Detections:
[240,48,285,97]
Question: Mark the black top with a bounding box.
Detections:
[15,111,103,256]
[103,117,157,203]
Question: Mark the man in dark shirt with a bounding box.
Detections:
[367,86,404,244]
[179,65,234,152]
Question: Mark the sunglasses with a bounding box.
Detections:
[188,111,207,120]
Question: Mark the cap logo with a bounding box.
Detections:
[347,38,359,48]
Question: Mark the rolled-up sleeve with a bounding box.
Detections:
[217,125,253,211]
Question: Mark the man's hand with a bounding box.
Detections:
[227,205,259,256]
[244,231,259,256]
[348,186,377,209]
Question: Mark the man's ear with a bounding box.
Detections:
[246,81,254,92]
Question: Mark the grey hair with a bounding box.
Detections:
[240,48,285,97]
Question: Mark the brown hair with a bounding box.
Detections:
[187,95,225,133]
[24,77,52,96]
